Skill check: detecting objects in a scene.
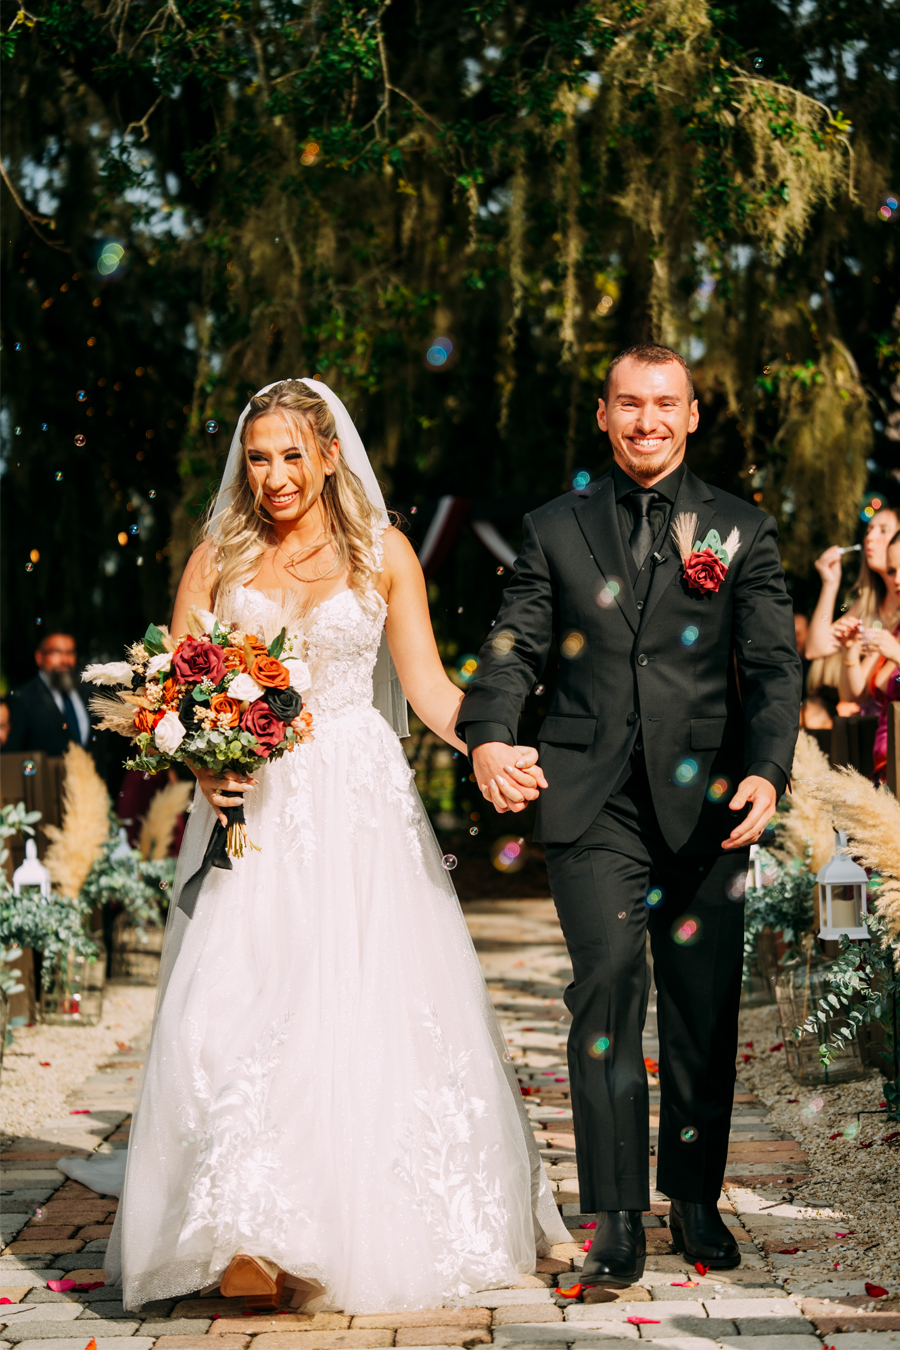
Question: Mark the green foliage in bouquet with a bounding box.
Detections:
[0,805,98,967]
[743,845,817,979]
[80,821,177,928]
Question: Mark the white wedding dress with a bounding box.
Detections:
[103,574,567,1313]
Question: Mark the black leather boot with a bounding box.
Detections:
[669,1200,740,1268]
[580,1210,646,1286]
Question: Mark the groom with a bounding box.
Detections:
[458,344,801,1282]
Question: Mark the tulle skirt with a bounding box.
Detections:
[106,705,565,1312]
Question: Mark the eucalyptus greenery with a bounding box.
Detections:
[2,0,898,690]
[80,822,176,926]
[0,805,97,966]
[743,844,816,978]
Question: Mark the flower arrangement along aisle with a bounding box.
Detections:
[83,607,313,904]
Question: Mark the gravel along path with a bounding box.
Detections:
[0,983,157,1143]
[737,1001,900,1292]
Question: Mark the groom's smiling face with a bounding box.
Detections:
[597,357,699,485]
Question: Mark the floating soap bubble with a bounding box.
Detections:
[644,886,664,909]
[458,654,479,683]
[727,871,747,901]
[76,390,87,402]
[96,239,127,278]
[159,880,169,890]
[587,1034,611,1059]
[469,826,479,836]
[23,760,37,776]
[491,835,527,873]
[74,434,86,446]
[129,524,139,535]
[572,469,591,490]
[617,910,626,920]
[534,684,545,695]
[492,628,515,657]
[696,274,716,300]
[753,56,764,69]
[55,472,63,481]
[561,630,585,658]
[42,423,49,431]
[673,757,699,786]
[441,854,458,871]
[25,562,34,572]
[14,342,21,351]
[707,775,731,802]
[597,577,622,609]
[763,366,770,374]
[205,419,219,433]
[672,914,702,946]
[810,1097,824,1112]
[425,336,454,369]
[680,1125,699,1143]
[149,489,157,499]
[681,625,699,646]
[14,426,22,435]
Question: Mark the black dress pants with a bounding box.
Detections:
[544,757,747,1211]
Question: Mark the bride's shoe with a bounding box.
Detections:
[220,1254,286,1308]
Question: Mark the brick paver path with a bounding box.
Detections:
[3,897,896,1350]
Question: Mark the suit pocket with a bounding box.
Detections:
[690,717,728,750]
[538,715,597,746]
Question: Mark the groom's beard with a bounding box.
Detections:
[615,442,684,483]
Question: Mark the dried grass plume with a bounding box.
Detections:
[43,745,111,898]
[139,781,193,860]
[773,730,836,874]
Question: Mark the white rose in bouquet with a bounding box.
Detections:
[154,710,186,754]
[282,658,311,693]
[228,672,264,702]
[146,651,173,678]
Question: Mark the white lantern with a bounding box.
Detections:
[12,839,52,899]
[816,829,870,941]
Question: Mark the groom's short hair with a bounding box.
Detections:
[603,344,694,404]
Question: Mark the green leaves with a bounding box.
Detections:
[143,624,169,656]
[267,626,287,659]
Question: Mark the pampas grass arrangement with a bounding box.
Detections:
[139,781,193,860]
[43,745,111,898]
[771,730,836,874]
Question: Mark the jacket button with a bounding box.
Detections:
[637,653,649,667]
[627,712,639,725]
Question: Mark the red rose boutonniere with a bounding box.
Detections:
[672,514,741,595]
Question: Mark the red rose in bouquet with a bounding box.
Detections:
[241,699,286,756]
[683,547,728,594]
[173,637,227,686]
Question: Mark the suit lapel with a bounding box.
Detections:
[573,476,640,634]
[639,467,716,630]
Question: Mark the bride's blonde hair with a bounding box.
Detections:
[203,380,382,608]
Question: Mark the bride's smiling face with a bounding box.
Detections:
[245,412,339,523]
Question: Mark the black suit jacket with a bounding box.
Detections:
[5,675,85,758]
[456,467,802,851]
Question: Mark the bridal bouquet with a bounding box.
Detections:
[84,609,313,862]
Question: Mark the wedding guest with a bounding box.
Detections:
[834,528,900,783]
[4,631,92,756]
[0,700,9,748]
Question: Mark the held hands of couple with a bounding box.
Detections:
[722,774,777,851]
[471,742,548,814]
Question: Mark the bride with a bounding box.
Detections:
[101,378,568,1313]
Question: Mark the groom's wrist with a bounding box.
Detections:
[744,761,787,799]
[464,721,514,754]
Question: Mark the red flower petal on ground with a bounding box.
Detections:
[859,1140,875,1148]
[628,1316,661,1324]
[70,1109,90,1115]
[671,1280,700,1287]
[787,1098,799,1103]
[46,1281,76,1292]
[582,1240,592,1251]
[0,1298,13,1304]
[644,1056,660,1073]
[778,1248,800,1255]
[695,1262,710,1276]
[745,1041,754,1048]
[83,1338,98,1350]
[865,1284,889,1298]
[770,1043,784,1052]
[829,1133,841,1140]
[582,1221,597,1229]
[39,1061,50,1066]
[556,1284,582,1298]
[882,1131,899,1143]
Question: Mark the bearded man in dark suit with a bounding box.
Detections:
[458,344,801,1282]
[5,631,92,757]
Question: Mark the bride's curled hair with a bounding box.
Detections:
[203,380,382,608]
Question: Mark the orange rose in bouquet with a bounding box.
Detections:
[210,692,241,728]
[250,653,291,690]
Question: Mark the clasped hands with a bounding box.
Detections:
[833,614,900,663]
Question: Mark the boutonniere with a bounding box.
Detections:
[671,513,741,594]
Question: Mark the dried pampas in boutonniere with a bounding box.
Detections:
[43,745,112,898]
[139,781,194,860]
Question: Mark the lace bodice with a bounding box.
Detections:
[229,586,386,725]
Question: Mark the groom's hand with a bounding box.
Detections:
[472,742,548,814]
[723,775,777,850]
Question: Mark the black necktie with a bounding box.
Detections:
[61,691,82,745]
[628,490,657,569]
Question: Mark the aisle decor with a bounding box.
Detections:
[756,731,900,1108]
[84,607,313,865]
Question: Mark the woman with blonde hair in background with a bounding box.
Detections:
[802,505,900,722]
[100,377,569,1316]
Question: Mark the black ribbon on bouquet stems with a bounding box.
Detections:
[177,801,258,920]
